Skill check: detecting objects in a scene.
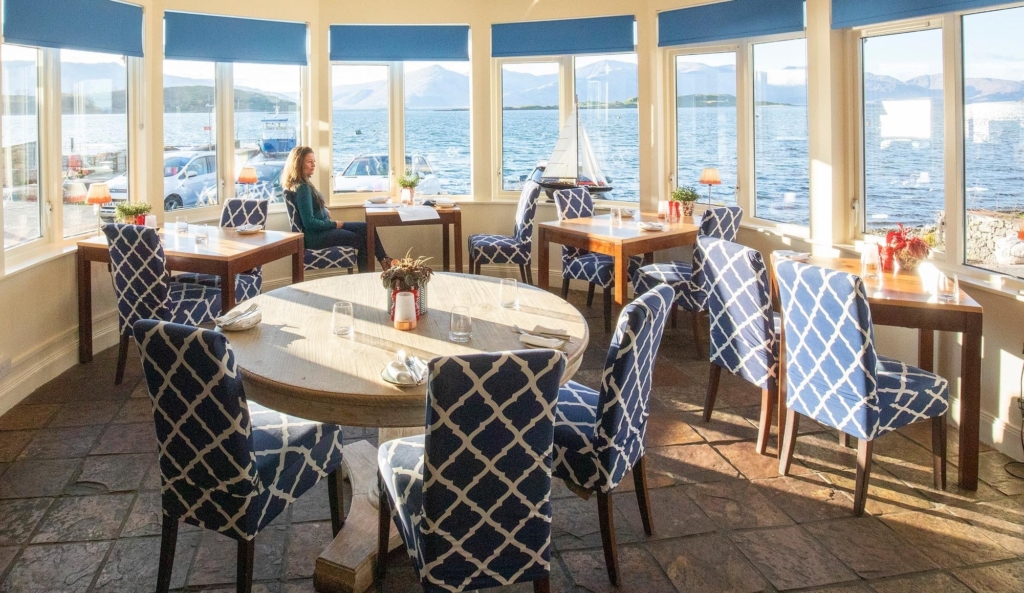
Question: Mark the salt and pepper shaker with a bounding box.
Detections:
[394,292,417,330]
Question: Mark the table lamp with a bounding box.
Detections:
[699,167,721,205]
[86,182,112,234]
[238,166,258,199]
[64,181,88,204]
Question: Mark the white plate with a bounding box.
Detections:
[637,222,665,232]
[366,196,389,204]
[381,365,422,386]
[235,224,263,235]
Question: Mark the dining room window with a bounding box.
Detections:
[2,44,41,250]
[404,61,471,196]
[233,63,301,203]
[500,61,561,192]
[675,52,737,206]
[163,60,218,212]
[331,64,391,193]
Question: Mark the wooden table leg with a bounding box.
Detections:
[366,221,377,273]
[454,215,463,273]
[292,242,305,284]
[77,251,93,364]
[958,315,983,490]
[538,228,550,291]
[442,222,451,272]
[776,325,787,457]
[613,245,627,305]
[220,265,235,313]
[918,329,934,372]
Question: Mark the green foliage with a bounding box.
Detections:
[397,171,420,189]
[381,249,433,290]
[671,186,699,202]
[114,201,152,222]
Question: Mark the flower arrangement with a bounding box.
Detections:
[397,171,420,190]
[382,250,433,317]
[884,224,930,272]
[670,186,699,202]
[114,201,152,224]
[670,186,700,217]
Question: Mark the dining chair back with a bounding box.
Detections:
[553,187,594,261]
[284,191,358,272]
[699,205,743,242]
[468,180,542,283]
[133,319,344,593]
[220,198,269,228]
[377,349,565,592]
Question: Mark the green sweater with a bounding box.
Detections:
[292,183,335,248]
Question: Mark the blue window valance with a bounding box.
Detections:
[329,25,469,62]
[3,0,143,57]
[833,1,1013,29]
[659,0,805,47]
[491,15,635,58]
[164,11,307,65]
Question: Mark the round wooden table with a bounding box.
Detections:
[224,272,590,593]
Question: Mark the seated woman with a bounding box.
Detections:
[282,146,388,272]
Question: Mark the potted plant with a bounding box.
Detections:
[397,170,420,205]
[381,249,433,317]
[883,224,930,272]
[114,201,152,225]
[671,186,699,218]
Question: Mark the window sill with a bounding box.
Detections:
[2,241,80,281]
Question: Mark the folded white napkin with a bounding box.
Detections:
[531,325,570,339]
[434,198,455,207]
[384,361,417,385]
[775,250,810,262]
[520,334,566,350]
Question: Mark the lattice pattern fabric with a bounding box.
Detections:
[700,236,777,392]
[632,206,744,311]
[103,224,220,337]
[220,198,269,228]
[469,181,541,266]
[133,320,344,541]
[553,285,673,492]
[553,187,642,288]
[284,194,359,271]
[378,350,565,592]
[774,259,949,440]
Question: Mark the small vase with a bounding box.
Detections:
[681,201,695,217]
[134,214,146,225]
[388,283,428,317]
[895,251,920,272]
[881,246,895,272]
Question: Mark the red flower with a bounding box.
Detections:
[886,224,929,260]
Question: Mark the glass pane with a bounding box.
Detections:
[234,63,300,204]
[862,30,944,250]
[332,64,390,193]
[575,54,639,202]
[404,61,470,195]
[2,45,40,249]
[163,60,217,212]
[676,52,736,206]
[754,39,809,225]
[964,7,1024,277]
[61,49,127,238]
[501,62,560,192]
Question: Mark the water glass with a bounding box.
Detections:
[860,245,880,280]
[194,224,209,245]
[937,274,959,302]
[449,306,472,343]
[332,301,354,337]
[610,208,623,227]
[175,216,188,234]
[499,278,519,309]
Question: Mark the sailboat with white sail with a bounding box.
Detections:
[538,97,613,195]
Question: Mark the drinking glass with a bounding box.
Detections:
[194,224,209,245]
[860,245,880,280]
[610,208,623,227]
[332,301,354,337]
[937,274,959,303]
[499,278,519,309]
[175,216,188,234]
[449,306,472,343]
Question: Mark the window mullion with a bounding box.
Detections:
[215,62,234,205]
[126,56,143,207]
[40,48,62,243]
[943,16,963,268]
[735,41,754,216]
[391,61,404,198]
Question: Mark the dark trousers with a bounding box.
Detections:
[308,222,387,272]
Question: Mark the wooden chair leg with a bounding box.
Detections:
[603,286,613,333]
[756,386,776,456]
[854,438,874,516]
[525,265,534,286]
[236,538,255,593]
[670,303,678,329]
[533,576,551,593]
[328,468,346,536]
[586,283,596,307]
[156,517,178,593]
[691,311,705,357]
[703,364,722,422]
[840,431,852,448]
[778,409,800,476]
[519,263,529,283]
[376,470,391,583]
[114,334,130,385]
[596,491,619,586]
[347,267,354,275]
[932,415,947,490]
[475,260,482,276]
[560,279,570,299]
[632,455,653,536]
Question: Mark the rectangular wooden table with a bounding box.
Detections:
[76,225,305,363]
[363,206,462,273]
[537,213,700,304]
[771,256,984,490]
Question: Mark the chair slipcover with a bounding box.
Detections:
[552,187,642,288]
[284,194,359,271]
[468,181,541,267]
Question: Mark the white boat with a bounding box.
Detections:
[539,97,613,195]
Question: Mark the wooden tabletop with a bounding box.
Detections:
[225,272,590,428]
[539,212,699,245]
[77,224,303,261]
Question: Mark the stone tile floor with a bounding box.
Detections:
[0,289,1023,592]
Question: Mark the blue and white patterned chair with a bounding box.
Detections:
[632,206,743,354]
[284,193,358,273]
[699,237,779,455]
[376,349,565,593]
[468,180,542,284]
[103,223,221,385]
[774,259,949,515]
[133,320,345,593]
[553,187,643,333]
[173,198,268,303]
[552,284,673,585]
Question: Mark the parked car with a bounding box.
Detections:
[333,154,441,195]
[103,151,217,218]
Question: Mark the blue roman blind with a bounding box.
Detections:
[833,1,1012,29]
[329,25,469,61]
[659,0,805,47]
[164,12,307,65]
[3,0,143,57]
[491,15,635,57]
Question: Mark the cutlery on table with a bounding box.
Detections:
[217,303,258,326]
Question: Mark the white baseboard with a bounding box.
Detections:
[980,406,1024,462]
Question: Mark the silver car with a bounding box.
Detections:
[333,154,442,195]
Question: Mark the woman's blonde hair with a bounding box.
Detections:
[281,146,324,210]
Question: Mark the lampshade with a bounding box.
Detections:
[699,167,721,186]
[85,182,112,205]
[237,166,258,185]
[64,182,88,203]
